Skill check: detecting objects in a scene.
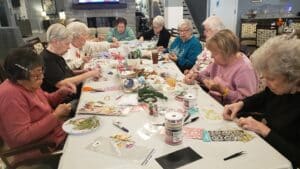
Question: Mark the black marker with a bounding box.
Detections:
[113,121,129,132]
[223,151,245,161]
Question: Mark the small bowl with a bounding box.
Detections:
[122,78,139,93]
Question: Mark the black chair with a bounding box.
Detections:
[0,141,62,169]
[23,37,47,54]
[169,28,179,37]
[0,64,6,83]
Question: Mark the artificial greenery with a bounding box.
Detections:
[138,86,168,103]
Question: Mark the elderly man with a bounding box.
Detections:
[168,19,202,72]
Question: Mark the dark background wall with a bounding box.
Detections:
[185,0,207,39]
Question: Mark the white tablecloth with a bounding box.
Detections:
[59,59,292,169]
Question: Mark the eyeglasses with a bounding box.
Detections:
[30,67,44,80]
[178,29,191,33]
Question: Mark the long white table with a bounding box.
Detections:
[58,59,292,169]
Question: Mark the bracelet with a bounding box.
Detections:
[222,87,229,97]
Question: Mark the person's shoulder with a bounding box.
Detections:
[191,36,200,43]
[126,27,134,32]
[238,53,255,70]
[0,80,22,99]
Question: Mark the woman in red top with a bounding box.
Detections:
[0,48,75,167]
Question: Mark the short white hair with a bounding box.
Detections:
[153,15,165,27]
[203,16,225,33]
[46,23,71,42]
[251,35,300,83]
[178,19,193,32]
[66,21,89,39]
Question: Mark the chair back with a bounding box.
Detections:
[24,37,46,54]
[0,64,6,84]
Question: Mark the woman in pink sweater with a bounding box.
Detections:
[0,48,75,167]
[185,29,258,105]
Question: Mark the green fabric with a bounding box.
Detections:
[106,27,136,42]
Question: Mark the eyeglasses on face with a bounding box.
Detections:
[30,67,44,79]
[178,29,191,33]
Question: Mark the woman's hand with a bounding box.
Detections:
[89,68,101,77]
[57,82,77,96]
[112,37,118,43]
[157,46,164,52]
[53,103,72,119]
[223,101,244,120]
[110,42,120,48]
[168,53,177,61]
[236,116,271,137]
[184,71,197,85]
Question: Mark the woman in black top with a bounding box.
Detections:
[139,15,171,49]
[223,35,300,168]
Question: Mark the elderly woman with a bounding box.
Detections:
[223,35,300,168]
[139,15,171,49]
[41,23,100,94]
[168,19,202,72]
[0,48,73,166]
[63,21,118,71]
[185,16,225,74]
[63,21,91,71]
[106,17,136,42]
[185,29,258,105]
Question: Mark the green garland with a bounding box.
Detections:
[138,86,168,103]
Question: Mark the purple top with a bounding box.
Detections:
[197,53,258,104]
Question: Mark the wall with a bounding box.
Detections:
[236,0,300,35]
[164,0,183,29]
[63,0,136,31]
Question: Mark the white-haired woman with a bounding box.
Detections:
[41,23,100,108]
[63,21,91,72]
[64,22,119,71]
[184,16,225,74]
[223,35,300,168]
[168,19,202,72]
[139,15,171,49]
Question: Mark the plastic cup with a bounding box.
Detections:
[151,50,159,64]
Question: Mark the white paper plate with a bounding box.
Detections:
[62,116,100,135]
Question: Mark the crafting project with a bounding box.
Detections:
[205,129,254,142]
[62,116,100,134]
[86,135,153,164]
[202,109,222,121]
[183,127,203,139]
[78,101,123,116]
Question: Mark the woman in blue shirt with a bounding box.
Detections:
[169,19,202,72]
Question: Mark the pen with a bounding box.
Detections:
[153,116,199,126]
[141,148,155,166]
[223,151,245,161]
[113,121,129,132]
[183,116,199,125]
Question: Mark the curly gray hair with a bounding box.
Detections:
[66,21,89,39]
[251,35,300,83]
[202,16,225,33]
[178,19,193,33]
[46,23,71,42]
